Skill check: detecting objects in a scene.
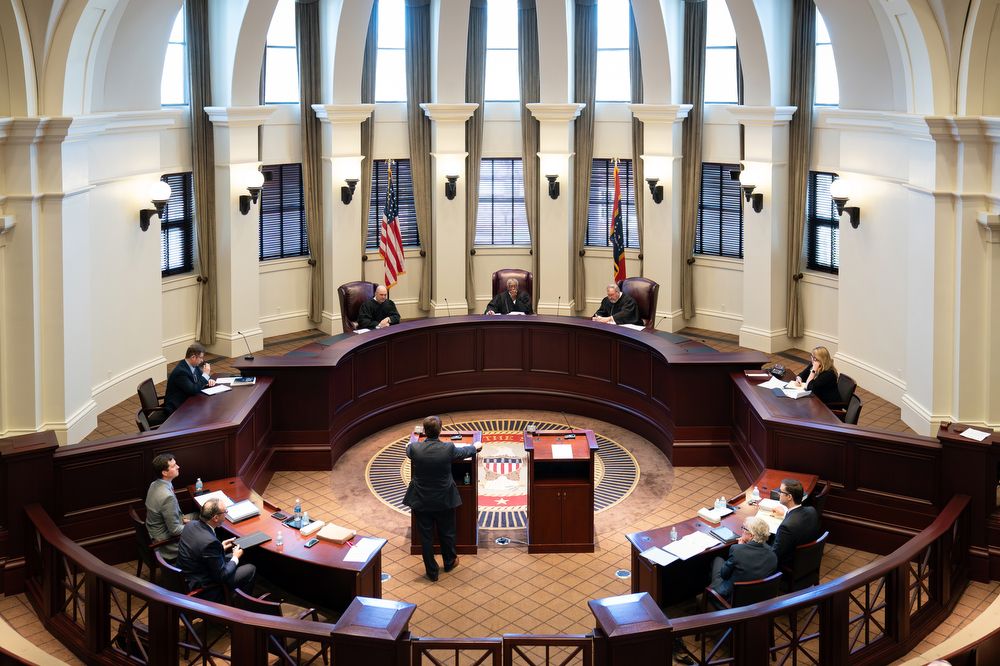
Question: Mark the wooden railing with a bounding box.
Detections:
[21,497,969,666]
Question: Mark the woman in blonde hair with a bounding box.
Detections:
[793,346,840,405]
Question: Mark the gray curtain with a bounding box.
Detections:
[296,0,324,324]
[186,0,217,344]
[360,2,378,283]
[679,0,706,320]
[465,1,487,312]
[629,2,643,276]
[518,0,541,309]
[405,0,433,311]
[786,0,816,338]
[572,0,597,312]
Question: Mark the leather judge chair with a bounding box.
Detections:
[619,277,660,329]
[137,378,167,427]
[781,531,828,593]
[491,269,533,302]
[337,281,378,333]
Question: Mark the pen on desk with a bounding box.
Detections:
[346,540,354,547]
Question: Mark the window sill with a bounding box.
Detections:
[259,256,311,273]
[472,246,532,256]
[801,270,839,287]
[693,254,744,271]
[161,272,199,292]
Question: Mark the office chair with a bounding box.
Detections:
[233,589,327,663]
[702,571,783,611]
[128,505,176,583]
[828,373,858,418]
[619,277,660,330]
[155,550,230,604]
[490,269,533,304]
[135,409,158,433]
[337,281,378,333]
[844,394,863,425]
[803,482,831,518]
[781,531,828,592]
[137,378,168,427]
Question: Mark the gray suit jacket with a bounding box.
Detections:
[402,438,478,512]
[145,479,183,559]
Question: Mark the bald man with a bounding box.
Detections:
[358,285,401,330]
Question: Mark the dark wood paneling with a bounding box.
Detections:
[774,431,847,485]
[391,333,430,383]
[651,358,670,409]
[235,418,254,471]
[436,329,477,375]
[332,362,353,415]
[576,333,612,382]
[354,344,389,399]
[616,342,651,397]
[855,444,939,505]
[528,329,571,374]
[482,326,525,371]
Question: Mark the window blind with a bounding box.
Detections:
[160,172,194,276]
[475,158,529,246]
[807,171,840,273]
[586,159,639,249]
[695,162,743,258]
[366,159,420,250]
[259,163,309,261]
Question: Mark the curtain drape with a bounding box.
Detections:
[518,0,541,309]
[629,2,644,276]
[679,0,706,320]
[786,0,816,338]
[360,1,378,284]
[405,0,434,311]
[296,0,324,324]
[186,0,217,343]
[572,0,598,312]
[465,0,487,312]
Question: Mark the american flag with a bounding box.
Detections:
[379,160,406,287]
[610,159,626,282]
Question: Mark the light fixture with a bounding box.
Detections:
[830,176,861,228]
[139,180,172,232]
[341,178,359,205]
[645,177,663,205]
[737,165,763,214]
[239,169,265,215]
[444,175,459,200]
[546,174,560,199]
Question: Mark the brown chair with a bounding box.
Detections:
[136,409,157,433]
[129,505,177,583]
[703,571,783,611]
[844,394,863,425]
[337,281,378,333]
[781,531,828,592]
[828,373,858,417]
[155,550,230,604]
[233,589,326,663]
[619,277,660,330]
[137,378,168,427]
[490,269,533,304]
[803,482,830,518]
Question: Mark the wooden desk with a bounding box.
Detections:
[407,430,481,555]
[626,469,818,608]
[524,430,598,553]
[193,477,385,613]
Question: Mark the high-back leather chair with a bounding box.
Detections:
[137,378,167,427]
[491,269,533,303]
[704,571,783,610]
[233,590,323,661]
[844,394,863,425]
[129,505,175,583]
[337,281,378,333]
[619,277,660,329]
[782,531,828,592]
[803,481,830,517]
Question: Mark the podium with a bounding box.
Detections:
[408,430,481,555]
[524,429,598,553]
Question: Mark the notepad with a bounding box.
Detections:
[201,385,231,396]
[225,499,260,523]
[640,546,679,566]
[193,490,234,508]
[550,444,574,459]
[757,376,787,389]
[960,427,992,442]
[344,537,384,563]
[619,323,644,331]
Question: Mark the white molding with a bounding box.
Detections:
[727,105,797,125]
[259,310,313,338]
[470,246,531,256]
[815,109,933,140]
[835,352,907,405]
[628,104,691,124]
[430,298,469,317]
[900,394,936,437]
[91,354,167,413]
[526,103,586,123]
[66,109,186,139]
[313,104,376,124]
[205,106,278,127]
[420,103,478,123]
[977,212,1000,243]
[161,273,200,293]
[800,270,839,289]
[258,257,311,274]
[692,254,744,272]
[653,308,687,333]
[162,334,196,362]
[44,399,98,445]
[537,300,575,316]
[739,324,793,353]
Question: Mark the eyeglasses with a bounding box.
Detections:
[742,526,751,533]
[778,489,791,496]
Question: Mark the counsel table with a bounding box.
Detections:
[627,468,818,608]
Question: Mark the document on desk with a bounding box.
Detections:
[193,490,234,508]
[780,386,812,399]
[619,323,645,331]
[550,444,574,459]
[757,376,787,389]
[344,537,385,563]
[960,427,992,442]
[201,385,231,396]
[663,531,718,560]
[353,328,371,334]
[640,546,679,567]
[755,510,784,534]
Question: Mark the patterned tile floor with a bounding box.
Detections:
[2,327,983,664]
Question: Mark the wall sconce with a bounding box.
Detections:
[729,163,744,182]
[830,177,861,228]
[238,169,265,215]
[736,164,763,214]
[645,177,663,204]
[341,178,359,205]
[139,180,172,232]
[546,174,560,199]
[445,175,459,200]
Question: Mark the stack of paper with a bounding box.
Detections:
[193,490,234,508]
[755,509,784,534]
[757,376,787,389]
[619,323,645,331]
[201,385,231,396]
[344,537,385,563]
[225,499,260,522]
[960,428,992,442]
[640,546,679,566]
[550,444,574,459]
[662,531,718,561]
[697,506,734,524]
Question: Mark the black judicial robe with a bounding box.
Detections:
[357,298,401,329]
[593,293,640,325]
[484,290,533,315]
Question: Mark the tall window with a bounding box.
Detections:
[366,160,420,250]
[259,164,309,260]
[263,0,299,104]
[160,173,195,277]
[161,7,187,106]
[814,10,839,107]
[695,163,743,258]
[806,171,840,273]
[595,0,630,102]
[375,0,406,102]
[704,0,738,104]
[476,158,529,246]
[586,159,639,249]
[484,0,519,101]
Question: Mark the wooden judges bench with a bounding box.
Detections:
[1,314,999,599]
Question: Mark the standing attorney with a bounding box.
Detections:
[163,343,216,416]
[403,415,483,581]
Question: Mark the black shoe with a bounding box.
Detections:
[673,651,695,665]
[444,556,460,573]
[425,571,439,582]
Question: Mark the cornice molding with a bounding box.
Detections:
[727,105,796,125]
[205,105,278,127]
[526,103,586,123]
[312,104,376,124]
[628,104,691,124]
[66,109,186,139]
[977,211,1000,243]
[420,103,478,122]
[816,109,932,140]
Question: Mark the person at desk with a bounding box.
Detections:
[358,285,401,329]
[403,415,483,582]
[144,452,192,561]
[177,498,256,603]
[772,478,822,569]
[485,278,533,315]
[708,516,778,605]
[592,283,640,326]
[789,346,840,406]
[163,343,216,416]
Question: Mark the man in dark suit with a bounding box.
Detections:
[163,343,215,416]
[177,498,255,603]
[592,283,640,325]
[403,415,483,581]
[709,516,778,604]
[358,284,402,329]
[484,278,533,315]
[772,478,822,570]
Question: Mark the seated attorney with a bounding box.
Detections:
[358,285,401,329]
[592,283,640,326]
[144,452,192,561]
[789,346,840,405]
[177,498,256,603]
[485,278,533,315]
[708,516,778,605]
[163,343,216,416]
[771,478,822,570]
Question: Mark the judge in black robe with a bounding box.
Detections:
[484,278,532,315]
[592,283,640,326]
[358,285,401,329]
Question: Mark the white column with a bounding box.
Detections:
[630,104,691,330]
[421,103,478,317]
[729,106,796,353]
[207,106,277,357]
[313,104,375,333]
[527,103,584,314]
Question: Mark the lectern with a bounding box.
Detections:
[408,430,481,555]
[524,429,598,553]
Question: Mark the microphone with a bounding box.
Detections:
[444,297,452,317]
[654,315,667,330]
[556,295,561,317]
[560,411,578,439]
[237,330,254,361]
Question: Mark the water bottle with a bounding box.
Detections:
[275,529,283,548]
[301,510,310,527]
[293,498,302,528]
[750,486,761,503]
[463,472,471,485]
[714,497,723,511]
[670,526,678,542]
[720,496,727,510]
[195,478,203,493]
